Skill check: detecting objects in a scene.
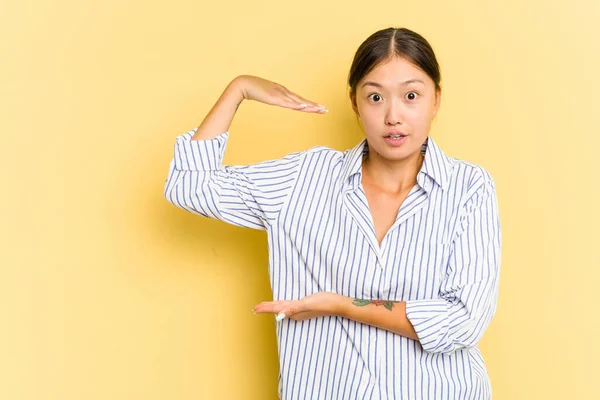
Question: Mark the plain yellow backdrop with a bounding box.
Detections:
[2,0,599,399]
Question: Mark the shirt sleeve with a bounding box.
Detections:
[405,173,502,354]
[163,127,304,230]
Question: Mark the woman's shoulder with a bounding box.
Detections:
[450,159,495,185]
[294,144,345,165]
[446,158,497,203]
[303,144,343,156]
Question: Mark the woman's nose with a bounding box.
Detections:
[385,103,404,125]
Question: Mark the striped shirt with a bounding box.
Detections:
[164,127,502,400]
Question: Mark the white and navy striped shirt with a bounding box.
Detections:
[164,127,502,400]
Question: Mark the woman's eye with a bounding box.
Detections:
[369,93,382,102]
[405,91,418,101]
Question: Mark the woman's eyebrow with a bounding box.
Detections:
[361,79,425,88]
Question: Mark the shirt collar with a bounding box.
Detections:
[340,136,456,192]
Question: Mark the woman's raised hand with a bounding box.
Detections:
[235,75,328,113]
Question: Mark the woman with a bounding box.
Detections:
[165,27,501,400]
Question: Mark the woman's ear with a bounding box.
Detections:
[432,87,442,116]
[349,89,359,117]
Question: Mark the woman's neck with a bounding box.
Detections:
[361,151,424,194]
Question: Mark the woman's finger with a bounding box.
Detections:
[273,96,315,111]
[252,304,322,321]
[283,89,324,109]
[284,91,327,113]
[280,309,325,321]
[275,305,298,321]
[279,94,321,112]
[253,300,294,314]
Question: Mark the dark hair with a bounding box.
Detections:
[348,27,441,101]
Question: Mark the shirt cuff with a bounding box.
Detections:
[405,298,449,351]
[173,129,229,171]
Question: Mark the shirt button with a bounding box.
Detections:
[370,377,376,385]
[371,335,376,342]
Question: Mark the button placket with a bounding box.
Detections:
[361,329,377,388]
[371,331,379,387]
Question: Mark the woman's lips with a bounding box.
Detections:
[383,135,408,147]
[386,131,407,136]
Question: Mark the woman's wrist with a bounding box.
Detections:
[190,78,245,141]
[329,294,349,317]
[229,75,249,101]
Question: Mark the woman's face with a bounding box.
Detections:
[350,56,441,163]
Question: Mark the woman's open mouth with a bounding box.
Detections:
[384,134,407,146]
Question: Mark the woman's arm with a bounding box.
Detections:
[253,292,418,341]
[191,78,245,141]
[164,76,328,230]
[334,296,419,341]
[192,74,327,142]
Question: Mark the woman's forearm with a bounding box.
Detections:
[191,77,245,141]
[333,295,420,341]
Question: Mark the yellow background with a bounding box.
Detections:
[2,0,599,399]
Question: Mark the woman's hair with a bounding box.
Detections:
[348,27,441,96]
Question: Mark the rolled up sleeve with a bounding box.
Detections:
[172,128,227,171]
[405,175,502,354]
[164,127,303,230]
